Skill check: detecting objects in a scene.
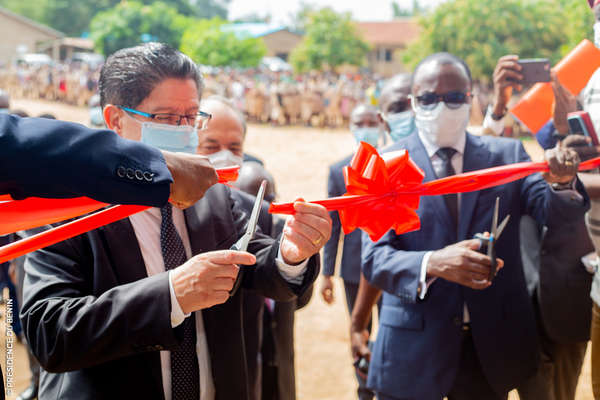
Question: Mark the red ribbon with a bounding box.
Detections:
[269,142,600,242]
[0,166,239,264]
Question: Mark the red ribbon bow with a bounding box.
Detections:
[270,142,600,242]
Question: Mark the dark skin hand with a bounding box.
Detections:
[349,274,382,379]
[551,72,578,135]
[427,238,504,289]
[491,55,523,117]
[543,142,580,184]
[562,134,600,198]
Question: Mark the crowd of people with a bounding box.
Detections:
[3,1,600,400]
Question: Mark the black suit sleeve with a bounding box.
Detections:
[322,165,342,276]
[0,114,172,206]
[20,235,179,372]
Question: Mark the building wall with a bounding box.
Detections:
[261,30,302,60]
[367,45,408,77]
[0,13,61,65]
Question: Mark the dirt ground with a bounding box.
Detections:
[0,98,595,399]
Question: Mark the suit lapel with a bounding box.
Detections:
[404,134,455,234]
[458,133,491,240]
[98,217,147,284]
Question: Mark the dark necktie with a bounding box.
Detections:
[160,204,200,400]
[434,147,459,227]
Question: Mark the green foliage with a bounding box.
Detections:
[0,0,229,37]
[392,0,423,17]
[180,18,267,67]
[289,7,371,73]
[90,2,190,56]
[403,0,595,83]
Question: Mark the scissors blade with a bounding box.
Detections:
[233,180,267,252]
[495,215,510,240]
[488,197,499,259]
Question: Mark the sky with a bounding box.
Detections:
[227,0,447,25]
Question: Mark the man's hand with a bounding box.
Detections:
[321,275,334,304]
[491,55,523,117]
[562,134,600,162]
[161,151,218,209]
[543,143,580,184]
[427,239,504,289]
[551,73,578,135]
[280,200,332,265]
[171,250,256,314]
[350,328,371,379]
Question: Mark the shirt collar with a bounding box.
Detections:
[417,128,466,159]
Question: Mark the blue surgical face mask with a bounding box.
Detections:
[208,149,244,168]
[386,111,416,142]
[352,127,382,147]
[89,107,104,127]
[140,121,198,154]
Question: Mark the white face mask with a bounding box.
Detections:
[594,22,600,48]
[414,102,470,148]
[208,149,243,168]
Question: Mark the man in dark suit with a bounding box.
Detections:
[0,114,217,209]
[362,53,587,400]
[20,42,331,400]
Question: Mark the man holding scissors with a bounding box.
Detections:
[19,43,331,400]
[361,53,586,400]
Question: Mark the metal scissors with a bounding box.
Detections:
[474,197,510,281]
[229,180,267,296]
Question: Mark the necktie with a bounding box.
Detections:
[160,204,200,400]
[434,147,458,227]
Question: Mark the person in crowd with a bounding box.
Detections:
[196,96,269,400]
[481,53,595,399]
[234,161,313,400]
[20,42,331,400]
[378,74,416,143]
[320,103,384,400]
[361,52,585,400]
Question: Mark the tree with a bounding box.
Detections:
[403,0,580,83]
[180,18,267,67]
[233,12,272,24]
[288,1,317,33]
[392,0,423,17]
[0,0,229,37]
[90,2,190,56]
[289,7,371,73]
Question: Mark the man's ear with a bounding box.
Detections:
[103,104,124,135]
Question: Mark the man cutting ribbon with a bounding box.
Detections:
[358,53,587,400]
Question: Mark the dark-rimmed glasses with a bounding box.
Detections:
[119,106,212,129]
[410,91,472,111]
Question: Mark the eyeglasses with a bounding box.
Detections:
[119,106,212,129]
[385,99,411,114]
[410,91,472,111]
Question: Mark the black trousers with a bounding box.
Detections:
[447,330,507,400]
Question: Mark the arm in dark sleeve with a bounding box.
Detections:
[535,120,558,150]
[322,165,342,276]
[0,114,172,206]
[519,141,590,228]
[20,236,179,373]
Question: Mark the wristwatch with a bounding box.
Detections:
[489,105,507,121]
[551,180,575,191]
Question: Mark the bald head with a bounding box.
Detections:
[350,103,380,129]
[198,96,246,157]
[379,74,412,115]
[412,53,472,98]
[235,162,276,202]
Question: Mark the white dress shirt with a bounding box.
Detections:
[129,206,307,400]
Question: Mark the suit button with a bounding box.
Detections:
[126,168,135,179]
[453,316,462,326]
[143,171,154,182]
[135,169,144,180]
[117,166,126,178]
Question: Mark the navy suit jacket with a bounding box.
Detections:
[322,155,362,284]
[0,114,172,206]
[362,132,589,399]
